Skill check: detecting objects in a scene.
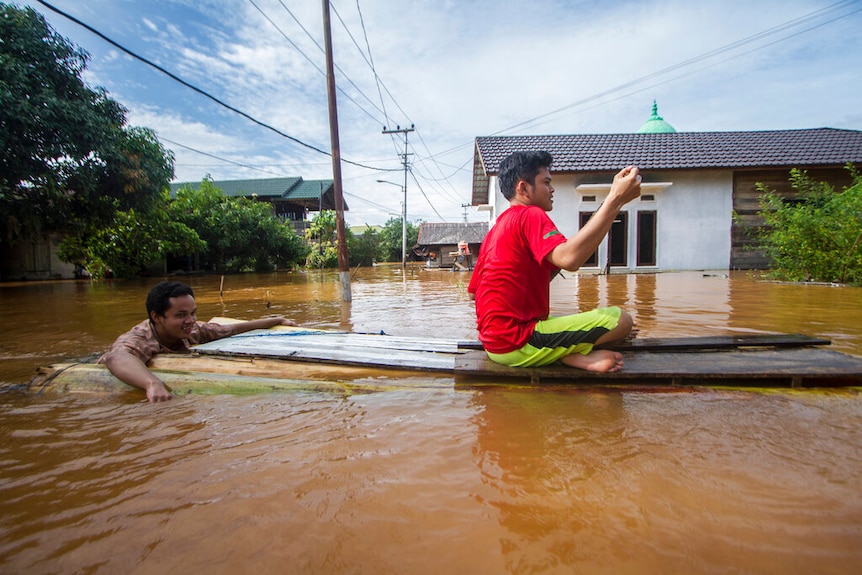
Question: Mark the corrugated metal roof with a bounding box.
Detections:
[418,222,489,245]
[475,128,862,174]
[170,177,302,198]
[285,179,334,200]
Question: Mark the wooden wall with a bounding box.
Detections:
[731,167,855,269]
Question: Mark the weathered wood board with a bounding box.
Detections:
[607,333,832,352]
[451,333,831,351]
[455,347,862,387]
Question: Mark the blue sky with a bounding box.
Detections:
[20,0,862,226]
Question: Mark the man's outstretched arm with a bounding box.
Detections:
[103,349,172,402]
[547,166,641,271]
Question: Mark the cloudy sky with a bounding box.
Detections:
[21,0,862,226]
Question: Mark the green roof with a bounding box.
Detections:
[286,179,334,200]
[170,177,333,199]
[637,100,676,134]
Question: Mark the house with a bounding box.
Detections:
[472,112,862,272]
[416,222,489,269]
[0,232,77,281]
[170,177,346,234]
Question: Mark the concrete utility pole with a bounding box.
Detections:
[322,0,351,301]
[381,125,414,268]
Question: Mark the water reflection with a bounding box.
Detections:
[470,387,862,572]
[472,388,629,570]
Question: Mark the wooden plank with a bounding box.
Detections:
[150,354,435,381]
[610,333,831,352]
[192,331,843,379]
[194,334,457,371]
[29,363,446,396]
[30,346,862,396]
[454,348,862,385]
[222,331,464,354]
[455,333,832,351]
[215,319,830,353]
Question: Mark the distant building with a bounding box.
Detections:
[471,104,862,271]
[170,176,346,234]
[416,222,488,269]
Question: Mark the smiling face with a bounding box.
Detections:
[514,166,555,211]
[150,294,197,346]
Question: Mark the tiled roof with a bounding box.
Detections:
[475,128,862,174]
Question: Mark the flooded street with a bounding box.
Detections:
[1,269,862,574]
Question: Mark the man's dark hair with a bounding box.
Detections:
[146,281,195,320]
[497,151,554,200]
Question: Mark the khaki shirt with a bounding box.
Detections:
[99,320,235,365]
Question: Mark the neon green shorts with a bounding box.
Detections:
[486,307,622,367]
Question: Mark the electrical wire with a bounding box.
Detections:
[492,0,861,136]
[35,0,397,173]
[160,136,288,178]
[353,0,390,127]
[249,0,385,124]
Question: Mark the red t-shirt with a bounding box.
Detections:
[468,205,567,353]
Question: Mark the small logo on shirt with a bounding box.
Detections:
[543,231,561,239]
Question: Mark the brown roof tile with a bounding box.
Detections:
[474,128,862,174]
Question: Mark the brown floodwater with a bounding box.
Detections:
[1,268,861,574]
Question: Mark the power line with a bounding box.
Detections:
[406,0,862,177]
[406,1,862,218]
[493,0,861,136]
[409,169,446,221]
[159,136,289,178]
[35,0,396,173]
[250,0,385,124]
[353,0,389,127]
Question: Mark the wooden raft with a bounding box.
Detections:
[191,331,862,388]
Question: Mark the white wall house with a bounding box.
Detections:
[472,127,862,272]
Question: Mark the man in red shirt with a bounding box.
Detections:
[468,151,641,373]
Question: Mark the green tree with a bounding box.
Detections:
[378,217,420,262]
[348,226,386,267]
[305,209,340,268]
[0,5,172,245]
[757,166,862,284]
[169,179,308,273]
[59,198,205,279]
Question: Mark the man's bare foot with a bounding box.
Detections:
[561,349,624,373]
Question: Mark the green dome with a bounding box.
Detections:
[637,100,676,133]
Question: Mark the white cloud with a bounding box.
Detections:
[141,17,158,33]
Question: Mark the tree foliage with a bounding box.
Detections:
[348,226,386,267]
[170,179,308,273]
[0,5,172,245]
[0,5,324,278]
[58,199,205,279]
[378,216,420,262]
[757,166,862,284]
[305,209,341,268]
